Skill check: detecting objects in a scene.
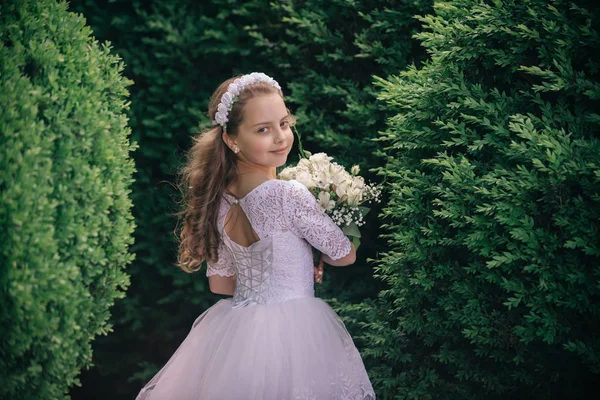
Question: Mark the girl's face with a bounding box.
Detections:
[226,93,294,168]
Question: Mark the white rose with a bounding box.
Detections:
[331,164,345,176]
[298,158,311,169]
[352,176,365,190]
[278,167,296,180]
[332,168,352,187]
[347,187,363,206]
[309,157,332,178]
[317,191,335,212]
[335,180,351,199]
[313,161,331,174]
[309,153,333,163]
[314,169,332,189]
[329,166,344,185]
[296,171,317,188]
[351,165,360,175]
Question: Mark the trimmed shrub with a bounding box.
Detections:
[363,0,600,398]
[0,1,136,398]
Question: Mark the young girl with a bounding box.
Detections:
[136,72,376,399]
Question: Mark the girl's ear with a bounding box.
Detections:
[222,131,236,150]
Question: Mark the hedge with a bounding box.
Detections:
[0,1,136,398]
[362,0,600,398]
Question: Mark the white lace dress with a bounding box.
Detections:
[136,179,376,400]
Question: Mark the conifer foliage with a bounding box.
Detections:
[246,0,432,169]
[366,0,600,398]
[0,1,136,398]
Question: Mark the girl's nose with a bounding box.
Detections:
[274,125,286,141]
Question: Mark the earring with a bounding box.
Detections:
[233,147,239,154]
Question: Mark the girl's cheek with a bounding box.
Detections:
[251,137,272,154]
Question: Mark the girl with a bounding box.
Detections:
[136,72,375,399]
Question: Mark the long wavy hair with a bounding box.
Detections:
[176,75,295,273]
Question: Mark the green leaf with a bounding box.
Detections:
[342,222,361,238]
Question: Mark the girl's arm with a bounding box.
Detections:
[208,274,237,296]
[284,180,357,267]
[320,242,356,267]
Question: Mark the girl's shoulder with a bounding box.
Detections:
[278,180,318,211]
[246,178,305,197]
[255,179,309,204]
[220,179,309,210]
[269,179,312,201]
[245,178,295,199]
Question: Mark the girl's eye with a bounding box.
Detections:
[257,120,289,133]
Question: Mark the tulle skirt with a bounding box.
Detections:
[136,296,375,400]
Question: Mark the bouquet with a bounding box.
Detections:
[277,151,382,264]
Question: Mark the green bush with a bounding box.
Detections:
[0,0,136,398]
[362,0,600,398]
[247,0,432,168]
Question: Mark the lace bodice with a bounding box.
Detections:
[206,179,351,307]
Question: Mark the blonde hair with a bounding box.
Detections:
[175,75,296,272]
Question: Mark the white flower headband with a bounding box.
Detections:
[212,72,282,130]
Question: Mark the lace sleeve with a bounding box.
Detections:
[283,180,351,260]
[206,238,236,277]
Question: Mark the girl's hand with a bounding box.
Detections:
[314,257,324,284]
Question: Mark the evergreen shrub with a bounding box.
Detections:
[248,0,432,169]
[365,0,600,398]
[0,1,136,398]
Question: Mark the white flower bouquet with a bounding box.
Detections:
[277,151,382,263]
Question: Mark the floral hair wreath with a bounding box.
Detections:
[212,72,282,130]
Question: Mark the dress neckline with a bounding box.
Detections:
[221,179,278,250]
[223,178,277,203]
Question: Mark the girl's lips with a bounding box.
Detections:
[271,147,287,154]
